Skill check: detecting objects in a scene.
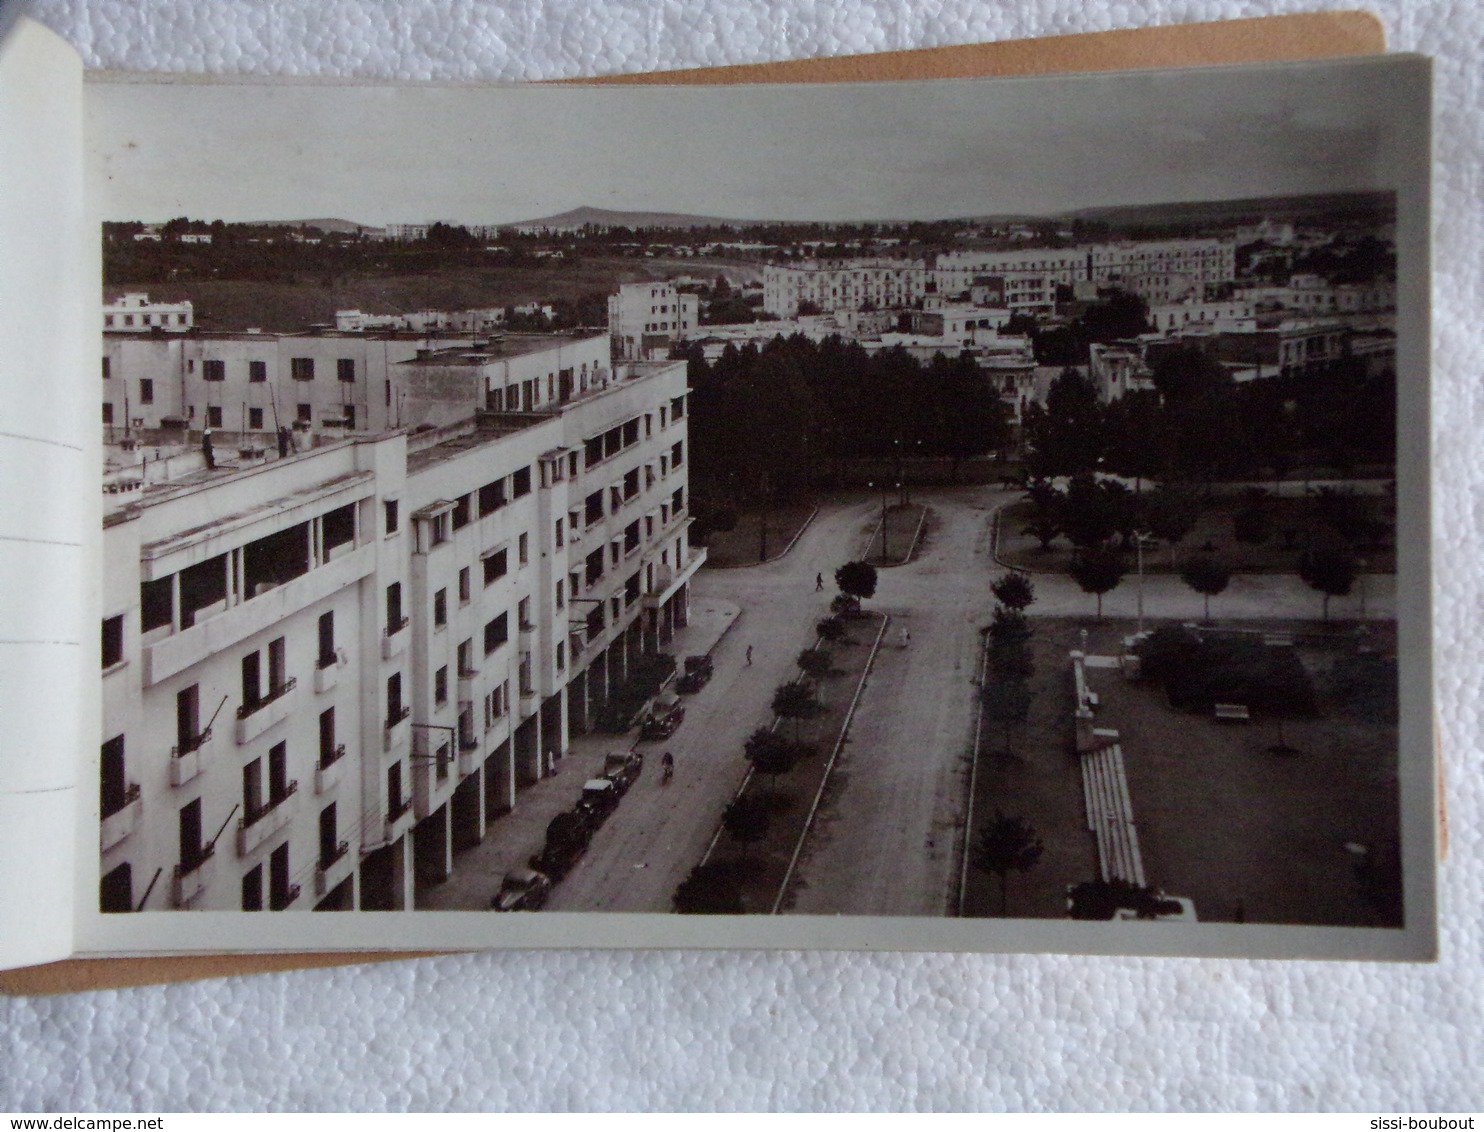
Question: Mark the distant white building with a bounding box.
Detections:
[762,259,927,317]
[103,293,194,334]
[607,281,699,360]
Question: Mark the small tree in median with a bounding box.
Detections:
[1068,546,1126,621]
[972,810,1044,916]
[988,607,1032,646]
[721,794,771,857]
[744,728,798,793]
[834,561,878,610]
[672,860,745,914]
[990,571,1037,612]
[1180,554,1232,623]
[772,681,819,744]
[981,679,1034,759]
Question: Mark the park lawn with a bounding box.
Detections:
[996,493,1396,576]
[699,501,818,568]
[962,617,1401,926]
[863,502,928,566]
[696,611,886,914]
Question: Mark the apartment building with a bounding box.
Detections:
[98,346,700,915]
[934,239,1237,306]
[1084,239,1236,305]
[101,329,611,448]
[607,281,699,360]
[762,259,927,317]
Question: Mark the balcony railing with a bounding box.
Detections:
[388,797,412,822]
[242,780,299,830]
[385,704,411,730]
[319,839,349,871]
[319,743,347,770]
[385,615,409,636]
[235,677,297,720]
[269,883,301,911]
[101,781,141,822]
[100,783,142,852]
[171,842,216,907]
[171,727,213,757]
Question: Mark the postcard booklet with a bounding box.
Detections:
[0,16,1434,974]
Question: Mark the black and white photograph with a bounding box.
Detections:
[77,51,1432,960]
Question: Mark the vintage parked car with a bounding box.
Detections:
[602,750,644,795]
[639,694,686,740]
[576,777,621,823]
[528,810,595,880]
[676,655,714,694]
[490,867,552,912]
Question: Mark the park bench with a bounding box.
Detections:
[1214,703,1250,723]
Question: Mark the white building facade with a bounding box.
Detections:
[762,259,927,317]
[97,349,700,914]
[607,282,699,360]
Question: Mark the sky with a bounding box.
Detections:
[85,54,1428,226]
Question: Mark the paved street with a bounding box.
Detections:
[424,485,1397,916]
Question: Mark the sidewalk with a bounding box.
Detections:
[417,599,741,910]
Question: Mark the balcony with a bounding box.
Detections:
[235,780,299,857]
[315,745,347,794]
[171,845,216,908]
[234,677,299,745]
[142,542,376,689]
[382,617,409,660]
[100,784,141,852]
[458,745,479,777]
[170,728,214,787]
[314,650,347,694]
[385,797,413,842]
[383,705,411,752]
[314,839,351,897]
[457,669,479,703]
[269,883,301,911]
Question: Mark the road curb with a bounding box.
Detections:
[770,611,891,915]
[955,626,992,917]
[701,504,821,570]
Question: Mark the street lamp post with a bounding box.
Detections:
[1134,530,1154,636]
[869,480,889,561]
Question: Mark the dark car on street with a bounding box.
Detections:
[602,750,644,795]
[676,655,714,693]
[490,867,552,911]
[528,809,595,880]
[639,694,686,740]
[576,777,621,823]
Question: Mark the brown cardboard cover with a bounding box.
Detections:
[1,10,1385,997]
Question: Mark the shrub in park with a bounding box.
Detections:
[815,616,847,643]
[988,607,1031,645]
[990,571,1037,612]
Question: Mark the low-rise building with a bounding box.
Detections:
[103,293,194,334]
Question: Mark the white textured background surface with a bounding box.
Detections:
[3,0,1481,1112]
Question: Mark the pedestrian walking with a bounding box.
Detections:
[815,572,824,591]
[661,751,674,783]
[745,645,753,666]
[899,627,911,649]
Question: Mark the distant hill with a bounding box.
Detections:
[505,206,752,232]
[1061,192,1394,231]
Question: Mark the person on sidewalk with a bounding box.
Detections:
[745,645,753,666]
[815,572,824,591]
